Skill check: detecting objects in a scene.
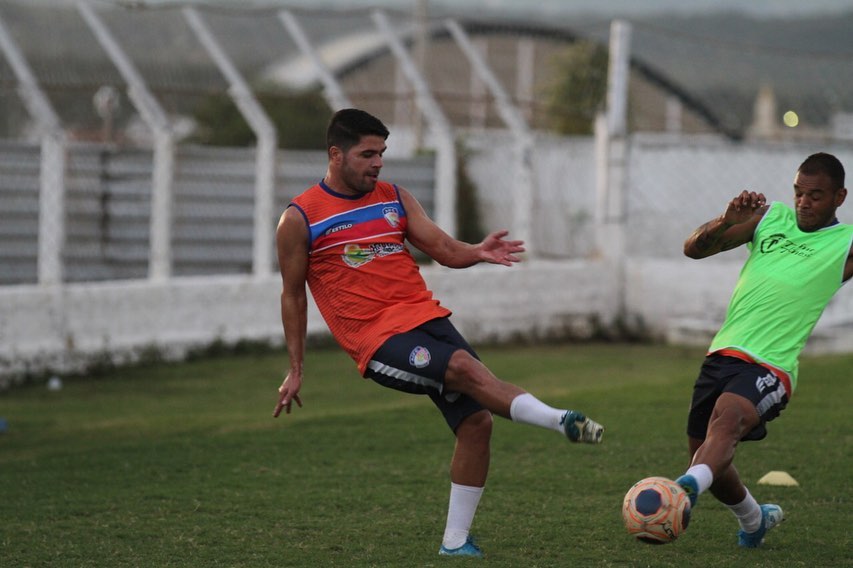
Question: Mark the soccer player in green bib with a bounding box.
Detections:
[675,152,853,547]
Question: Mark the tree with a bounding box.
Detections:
[191,88,332,149]
[542,40,609,135]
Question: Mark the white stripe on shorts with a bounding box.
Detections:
[756,377,786,417]
[367,359,444,394]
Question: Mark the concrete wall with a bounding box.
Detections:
[3,252,852,384]
[626,257,853,354]
[5,135,853,384]
[0,259,617,383]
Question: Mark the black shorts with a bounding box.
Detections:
[364,317,485,432]
[687,354,789,442]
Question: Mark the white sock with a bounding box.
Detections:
[442,483,484,549]
[727,490,762,533]
[509,393,565,433]
[685,464,714,495]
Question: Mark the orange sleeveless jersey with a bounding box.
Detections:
[289,180,451,373]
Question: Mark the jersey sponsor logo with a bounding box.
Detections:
[755,372,777,393]
[760,233,786,253]
[383,207,401,228]
[759,233,816,258]
[341,243,405,267]
[409,346,431,368]
[342,244,373,267]
[324,222,353,236]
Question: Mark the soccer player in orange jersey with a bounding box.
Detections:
[273,109,603,557]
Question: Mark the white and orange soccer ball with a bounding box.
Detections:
[622,476,692,544]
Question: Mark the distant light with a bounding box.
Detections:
[783,111,799,128]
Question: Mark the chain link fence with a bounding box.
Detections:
[1,1,853,282]
[3,1,853,378]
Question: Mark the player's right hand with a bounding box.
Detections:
[724,190,766,225]
[273,373,303,418]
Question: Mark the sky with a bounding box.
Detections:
[362,0,853,18]
[47,0,853,19]
[503,0,853,18]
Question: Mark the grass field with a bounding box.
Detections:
[0,343,850,567]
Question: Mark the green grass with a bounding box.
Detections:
[0,343,850,567]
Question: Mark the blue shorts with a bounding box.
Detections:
[687,354,789,442]
[364,317,485,432]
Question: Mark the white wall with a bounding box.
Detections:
[0,260,618,382]
[3,251,851,384]
[464,131,598,258]
[626,256,853,353]
[5,135,853,383]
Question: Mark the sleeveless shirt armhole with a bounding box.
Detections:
[392,183,408,217]
[751,201,779,246]
[287,203,312,252]
[839,230,853,285]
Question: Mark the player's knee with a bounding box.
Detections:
[457,410,493,445]
[446,350,488,389]
[709,395,758,439]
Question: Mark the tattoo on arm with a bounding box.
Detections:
[719,239,741,252]
[691,218,730,253]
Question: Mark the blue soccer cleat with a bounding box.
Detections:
[439,535,483,558]
[737,504,784,548]
[675,474,699,508]
[560,410,603,443]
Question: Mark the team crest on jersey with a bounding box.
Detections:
[383,207,401,228]
[409,346,431,368]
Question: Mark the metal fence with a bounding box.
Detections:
[3,2,853,376]
[2,1,853,272]
[0,141,434,285]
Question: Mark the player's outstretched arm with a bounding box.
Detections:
[273,206,308,417]
[400,187,525,268]
[684,190,767,259]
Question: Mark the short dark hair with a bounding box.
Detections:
[326,108,389,153]
[799,152,846,190]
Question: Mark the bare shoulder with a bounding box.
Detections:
[397,185,428,217]
[276,206,308,248]
[280,204,308,227]
[396,185,417,206]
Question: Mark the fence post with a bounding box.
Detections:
[0,12,66,286]
[183,7,277,279]
[77,1,175,282]
[278,10,352,111]
[445,19,534,253]
[372,10,457,238]
[595,20,631,316]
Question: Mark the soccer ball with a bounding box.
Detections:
[622,476,691,544]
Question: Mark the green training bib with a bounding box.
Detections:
[709,201,853,390]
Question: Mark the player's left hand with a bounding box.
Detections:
[480,230,525,266]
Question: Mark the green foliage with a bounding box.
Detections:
[191,88,332,149]
[1,344,849,566]
[542,40,610,135]
[455,142,486,244]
